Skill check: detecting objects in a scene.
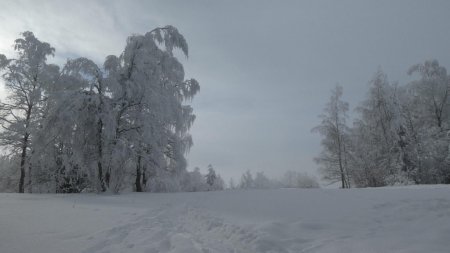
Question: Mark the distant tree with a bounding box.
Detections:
[239,170,254,189]
[254,171,271,189]
[313,84,351,188]
[281,171,319,188]
[211,174,225,191]
[281,170,299,188]
[180,167,207,192]
[206,164,217,188]
[178,166,223,192]
[296,172,320,188]
[228,178,236,189]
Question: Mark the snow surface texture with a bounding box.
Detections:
[1,186,450,253]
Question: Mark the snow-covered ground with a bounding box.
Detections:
[1,186,450,253]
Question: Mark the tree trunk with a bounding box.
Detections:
[97,119,106,192]
[96,78,107,192]
[18,133,29,193]
[97,161,105,191]
[336,123,347,189]
[135,154,142,192]
[18,103,33,193]
[142,166,147,190]
[28,163,32,193]
[105,168,110,189]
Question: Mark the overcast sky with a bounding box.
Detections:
[1,0,450,182]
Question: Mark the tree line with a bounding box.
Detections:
[0,27,200,193]
[229,170,319,189]
[314,60,450,188]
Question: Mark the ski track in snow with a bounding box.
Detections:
[1,186,450,253]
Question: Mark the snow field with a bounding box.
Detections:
[1,186,450,253]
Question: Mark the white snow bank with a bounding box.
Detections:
[1,185,450,253]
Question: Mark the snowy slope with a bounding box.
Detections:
[1,186,450,253]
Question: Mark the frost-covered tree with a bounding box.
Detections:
[205,164,217,188]
[295,172,320,188]
[408,60,450,130]
[202,164,223,191]
[183,167,207,192]
[281,170,300,188]
[0,32,59,193]
[348,64,450,186]
[239,170,254,189]
[212,174,225,191]
[281,171,319,188]
[236,170,319,189]
[253,171,271,189]
[40,26,199,193]
[0,26,200,193]
[50,57,110,192]
[111,26,199,192]
[405,60,450,183]
[228,178,236,189]
[172,166,224,192]
[316,61,450,187]
[313,84,351,188]
[350,70,403,187]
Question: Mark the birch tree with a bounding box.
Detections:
[313,84,351,188]
[406,60,450,183]
[106,26,199,192]
[350,70,404,186]
[0,32,58,193]
[0,27,200,193]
